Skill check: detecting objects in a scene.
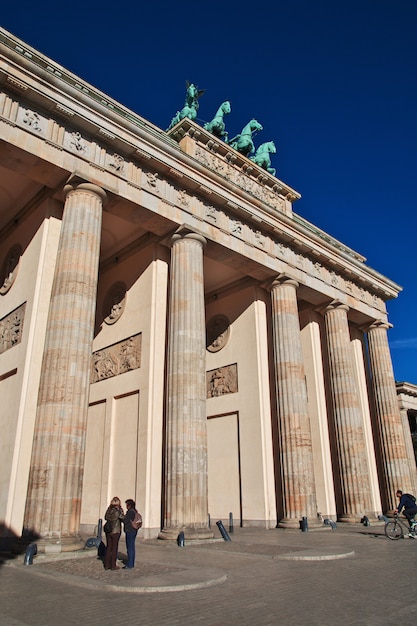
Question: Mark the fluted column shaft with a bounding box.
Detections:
[24,182,105,550]
[271,277,318,527]
[160,230,213,540]
[367,321,415,510]
[323,302,373,521]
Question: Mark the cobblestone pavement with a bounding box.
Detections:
[1,524,417,625]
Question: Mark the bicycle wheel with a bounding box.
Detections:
[384,521,403,540]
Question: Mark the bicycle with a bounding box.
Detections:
[384,513,417,540]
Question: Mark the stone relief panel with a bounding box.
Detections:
[144,171,160,193]
[177,189,190,207]
[0,244,22,295]
[206,315,230,352]
[107,153,125,174]
[103,282,127,325]
[16,107,47,135]
[230,219,243,237]
[64,130,90,156]
[194,145,288,214]
[205,205,217,222]
[91,334,141,383]
[206,363,238,398]
[0,303,26,355]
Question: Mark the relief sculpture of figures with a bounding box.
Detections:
[167,81,205,131]
[228,119,263,157]
[206,364,238,398]
[250,141,276,176]
[204,101,231,142]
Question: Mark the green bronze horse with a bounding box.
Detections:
[167,82,205,131]
[204,101,231,142]
[250,141,276,175]
[228,119,263,157]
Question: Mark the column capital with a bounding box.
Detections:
[319,300,349,316]
[363,319,393,333]
[64,181,107,206]
[268,274,299,291]
[171,228,206,248]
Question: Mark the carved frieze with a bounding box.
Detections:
[91,334,141,383]
[144,171,160,193]
[205,205,217,222]
[254,230,265,248]
[177,189,190,207]
[67,131,88,155]
[0,303,26,355]
[108,153,125,174]
[206,363,238,398]
[195,144,288,215]
[230,219,243,237]
[23,109,42,132]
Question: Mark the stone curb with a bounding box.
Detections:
[275,550,356,561]
[7,560,228,594]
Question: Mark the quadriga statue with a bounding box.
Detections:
[204,101,231,142]
[167,81,205,131]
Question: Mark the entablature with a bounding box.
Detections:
[0,28,402,310]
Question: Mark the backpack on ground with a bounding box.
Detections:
[131,509,142,530]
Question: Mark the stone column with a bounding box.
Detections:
[367,321,415,511]
[323,302,373,521]
[159,229,213,540]
[398,406,417,497]
[270,276,319,528]
[23,182,106,551]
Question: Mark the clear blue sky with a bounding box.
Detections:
[2,1,417,382]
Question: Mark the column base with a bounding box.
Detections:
[158,526,214,541]
[278,517,323,530]
[18,533,85,554]
[337,514,359,523]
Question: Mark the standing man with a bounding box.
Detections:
[123,499,138,568]
[394,489,417,537]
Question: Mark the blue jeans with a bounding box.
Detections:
[125,530,138,568]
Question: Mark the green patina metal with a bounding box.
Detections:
[227,119,263,157]
[250,141,276,175]
[204,101,231,142]
[167,82,205,131]
[167,82,276,173]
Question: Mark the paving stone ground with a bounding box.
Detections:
[1,523,417,625]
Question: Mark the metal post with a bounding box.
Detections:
[229,512,234,534]
[216,520,231,541]
[23,543,37,565]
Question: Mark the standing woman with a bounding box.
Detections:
[123,499,138,569]
[104,496,125,570]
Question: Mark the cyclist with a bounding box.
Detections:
[394,489,417,538]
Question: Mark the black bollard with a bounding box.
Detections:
[300,516,308,532]
[216,520,231,541]
[86,518,104,549]
[177,531,185,547]
[23,543,37,565]
[229,513,234,534]
[324,518,337,529]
